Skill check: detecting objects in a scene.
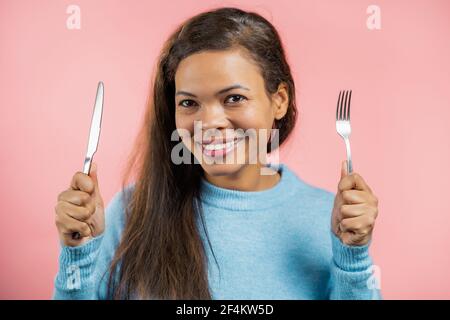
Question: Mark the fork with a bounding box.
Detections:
[336,90,353,174]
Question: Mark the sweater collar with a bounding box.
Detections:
[199,163,299,211]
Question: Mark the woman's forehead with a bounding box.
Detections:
[175,49,262,91]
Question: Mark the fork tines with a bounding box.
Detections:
[336,90,352,121]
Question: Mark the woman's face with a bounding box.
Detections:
[174,48,288,178]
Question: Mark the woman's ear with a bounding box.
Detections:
[271,82,289,120]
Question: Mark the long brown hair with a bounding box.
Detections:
[107,6,298,299]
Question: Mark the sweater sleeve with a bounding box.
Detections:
[328,231,382,300]
[52,187,129,300]
[52,235,104,299]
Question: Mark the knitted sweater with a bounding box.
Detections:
[53,163,381,299]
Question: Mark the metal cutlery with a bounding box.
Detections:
[336,90,353,174]
[72,81,104,240]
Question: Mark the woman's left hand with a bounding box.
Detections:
[331,160,379,246]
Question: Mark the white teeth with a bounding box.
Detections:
[203,139,237,151]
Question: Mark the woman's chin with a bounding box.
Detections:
[201,162,246,177]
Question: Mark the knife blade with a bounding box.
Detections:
[83,81,104,175]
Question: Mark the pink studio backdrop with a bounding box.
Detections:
[1,0,449,299]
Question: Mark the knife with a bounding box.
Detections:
[72,81,104,240]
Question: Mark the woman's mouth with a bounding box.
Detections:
[198,137,245,158]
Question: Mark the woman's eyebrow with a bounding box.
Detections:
[175,84,250,98]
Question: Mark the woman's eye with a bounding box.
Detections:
[225,94,247,104]
[178,95,246,108]
[178,100,197,108]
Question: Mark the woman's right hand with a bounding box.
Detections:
[55,162,105,247]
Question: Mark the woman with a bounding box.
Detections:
[53,7,380,300]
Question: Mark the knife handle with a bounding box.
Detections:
[72,232,81,240]
[71,156,93,240]
[83,156,92,175]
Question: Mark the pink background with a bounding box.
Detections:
[1,0,449,299]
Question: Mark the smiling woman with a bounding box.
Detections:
[53,6,381,300]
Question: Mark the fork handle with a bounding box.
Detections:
[344,138,353,174]
[347,158,353,174]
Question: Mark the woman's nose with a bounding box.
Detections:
[198,104,228,131]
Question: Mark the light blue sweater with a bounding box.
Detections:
[53,163,381,300]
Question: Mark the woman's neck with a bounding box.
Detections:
[203,163,281,191]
